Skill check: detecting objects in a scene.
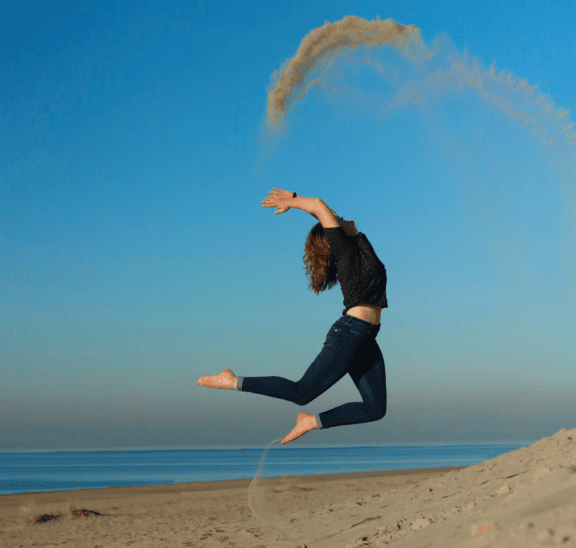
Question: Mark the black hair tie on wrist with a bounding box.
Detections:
[293,192,297,198]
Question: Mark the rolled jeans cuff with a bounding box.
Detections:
[314,412,324,430]
[236,376,244,391]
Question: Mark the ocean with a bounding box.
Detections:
[0,442,535,496]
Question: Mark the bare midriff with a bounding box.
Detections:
[346,305,381,326]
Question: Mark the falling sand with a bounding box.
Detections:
[266,16,420,126]
[251,15,576,546]
[260,15,575,230]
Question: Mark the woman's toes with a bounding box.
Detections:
[197,371,237,389]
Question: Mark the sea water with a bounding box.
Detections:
[0,442,535,496]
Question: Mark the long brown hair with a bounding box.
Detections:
[302,222,339,295]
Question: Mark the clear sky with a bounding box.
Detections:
[2,0,575,452]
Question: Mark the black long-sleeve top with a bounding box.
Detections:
[324,227,388,316]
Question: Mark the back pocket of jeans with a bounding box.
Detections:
[324,327,340,347]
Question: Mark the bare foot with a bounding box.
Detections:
[197,369,238,390]
[281,412,319,445]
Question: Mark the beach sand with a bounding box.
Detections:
[1,426,575,548]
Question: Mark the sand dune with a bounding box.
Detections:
[1,427,574,547]
[336,426,576,548]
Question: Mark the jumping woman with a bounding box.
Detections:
[198,187,388,445]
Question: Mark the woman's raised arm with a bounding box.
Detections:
[262,187,322,217]
[314,200,341,229]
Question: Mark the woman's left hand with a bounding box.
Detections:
[261,187,292,215]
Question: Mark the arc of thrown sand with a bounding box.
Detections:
[248,438,282,530]
[248,437,311,544]
[266,15,421,122]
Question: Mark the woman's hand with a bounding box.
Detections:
[261,187,293,215]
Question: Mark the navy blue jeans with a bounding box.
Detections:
[236,314,386,430]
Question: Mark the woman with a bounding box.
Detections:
[198,187,388,444]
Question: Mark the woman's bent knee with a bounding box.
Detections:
[294,395,313,406]
[371,408,386,421]
[292,383,317,406]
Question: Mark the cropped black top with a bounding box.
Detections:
[323,227,388,316]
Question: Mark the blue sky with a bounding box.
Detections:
[2,0,575,452]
